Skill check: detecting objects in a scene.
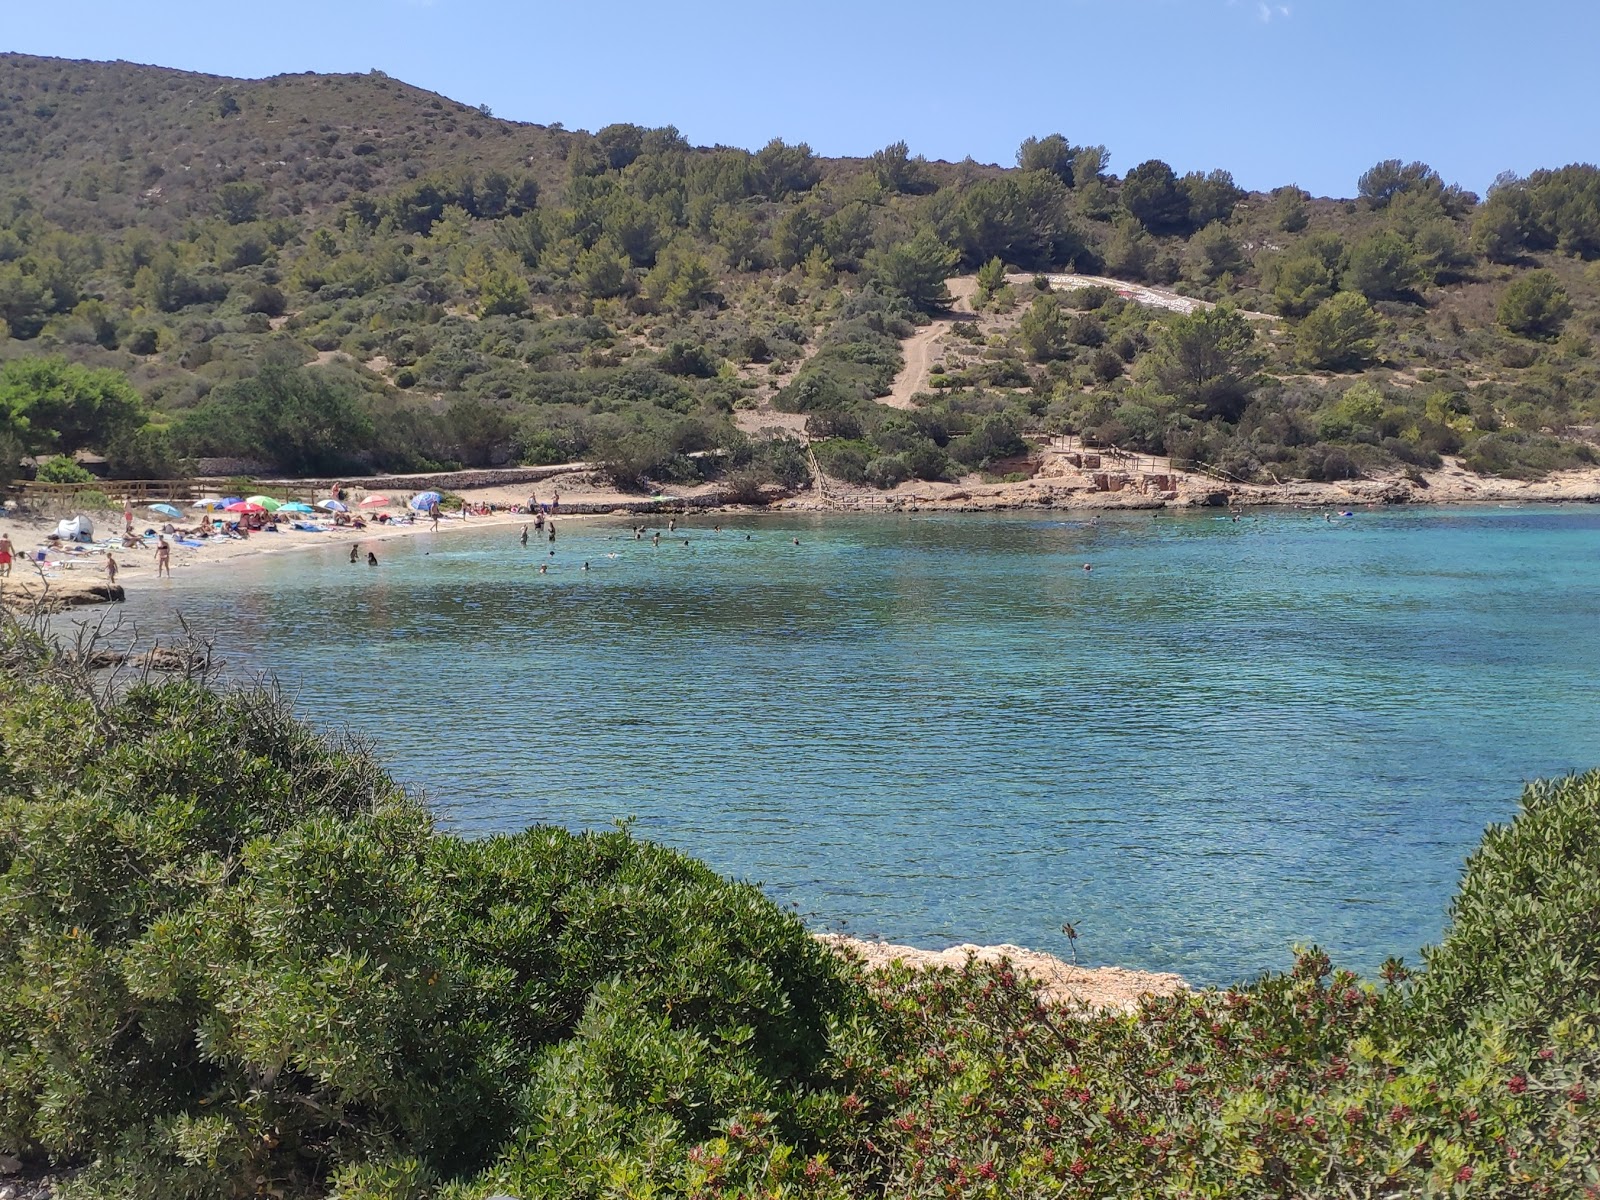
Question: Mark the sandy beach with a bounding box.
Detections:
[5,452,1599,613]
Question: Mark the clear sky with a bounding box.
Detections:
[6,0,1597,198]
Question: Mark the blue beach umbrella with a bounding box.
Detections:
[410,491,443,511]
[279,501,315,513]
[191,499,226,510]
[318,499,349,512]
[149,503,182,518]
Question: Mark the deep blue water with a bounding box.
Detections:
[108,506,1600,984]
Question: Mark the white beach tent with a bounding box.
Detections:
[55,515,94,541]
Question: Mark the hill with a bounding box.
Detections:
[1,52,1598,493]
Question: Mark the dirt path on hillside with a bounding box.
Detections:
[1038,273,1279,322]
[882,275,979,409]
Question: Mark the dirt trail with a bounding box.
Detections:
[1037,273,1278,322]
[882,275,978,409]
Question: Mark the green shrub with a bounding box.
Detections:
[1497,270,1572,340]
[0,621,852,1199]
[35,454,95,483]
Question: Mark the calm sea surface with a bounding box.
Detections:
[107,506,1600,984]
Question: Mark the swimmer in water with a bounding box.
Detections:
[368,551,378,566]
[520,525,529,546]
[583,561,590,571]
[1083,563,1092,572]
[792,537,801,546]
[652,532,661,545]
[539,563,547,574]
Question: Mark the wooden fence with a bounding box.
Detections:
[5,479,323,507]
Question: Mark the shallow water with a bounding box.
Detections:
[104,506,1600,984]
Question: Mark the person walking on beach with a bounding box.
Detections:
[155,536,171,579]
[0,531,13,579]
[104,552,119,587]
[430,502,441,531]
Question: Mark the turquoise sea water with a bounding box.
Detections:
[110,506,1600,985]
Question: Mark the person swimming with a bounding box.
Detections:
[367,551,378,566]
[539,562,547,574]
[582,561,590,571]
[1083,563,1092,572]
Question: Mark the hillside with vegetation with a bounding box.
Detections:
[2,52,1599,496]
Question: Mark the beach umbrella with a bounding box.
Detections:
[219,497,242,506]
[224,501,267,514]
[245,495,283,512]
[149,503,183,518]
[358,495,391,508]
[409,491,443,511]
[318,499,349,512]
[279,501,314,513]
[191,499,227,510]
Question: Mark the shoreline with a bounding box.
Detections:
[816,934,1187,1012]
[5,455,1598,612]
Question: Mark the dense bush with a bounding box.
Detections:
[0,618,852,1199]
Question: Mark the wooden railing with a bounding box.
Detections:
[6,478,322,506]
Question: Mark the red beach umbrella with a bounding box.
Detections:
[224,501,267,514]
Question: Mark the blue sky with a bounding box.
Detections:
[7,0,1598,197]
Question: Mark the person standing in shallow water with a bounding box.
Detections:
[350,543,359,563]
[520,525,529,546]
[155,536,171,579]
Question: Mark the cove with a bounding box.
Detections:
[112,505,1600,984]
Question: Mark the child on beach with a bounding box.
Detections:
[0,531,13,578]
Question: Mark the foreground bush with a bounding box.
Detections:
[2,611,1597,1198]
[0,618,851,1198]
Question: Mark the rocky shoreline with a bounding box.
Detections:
[818,934,1187,1012]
